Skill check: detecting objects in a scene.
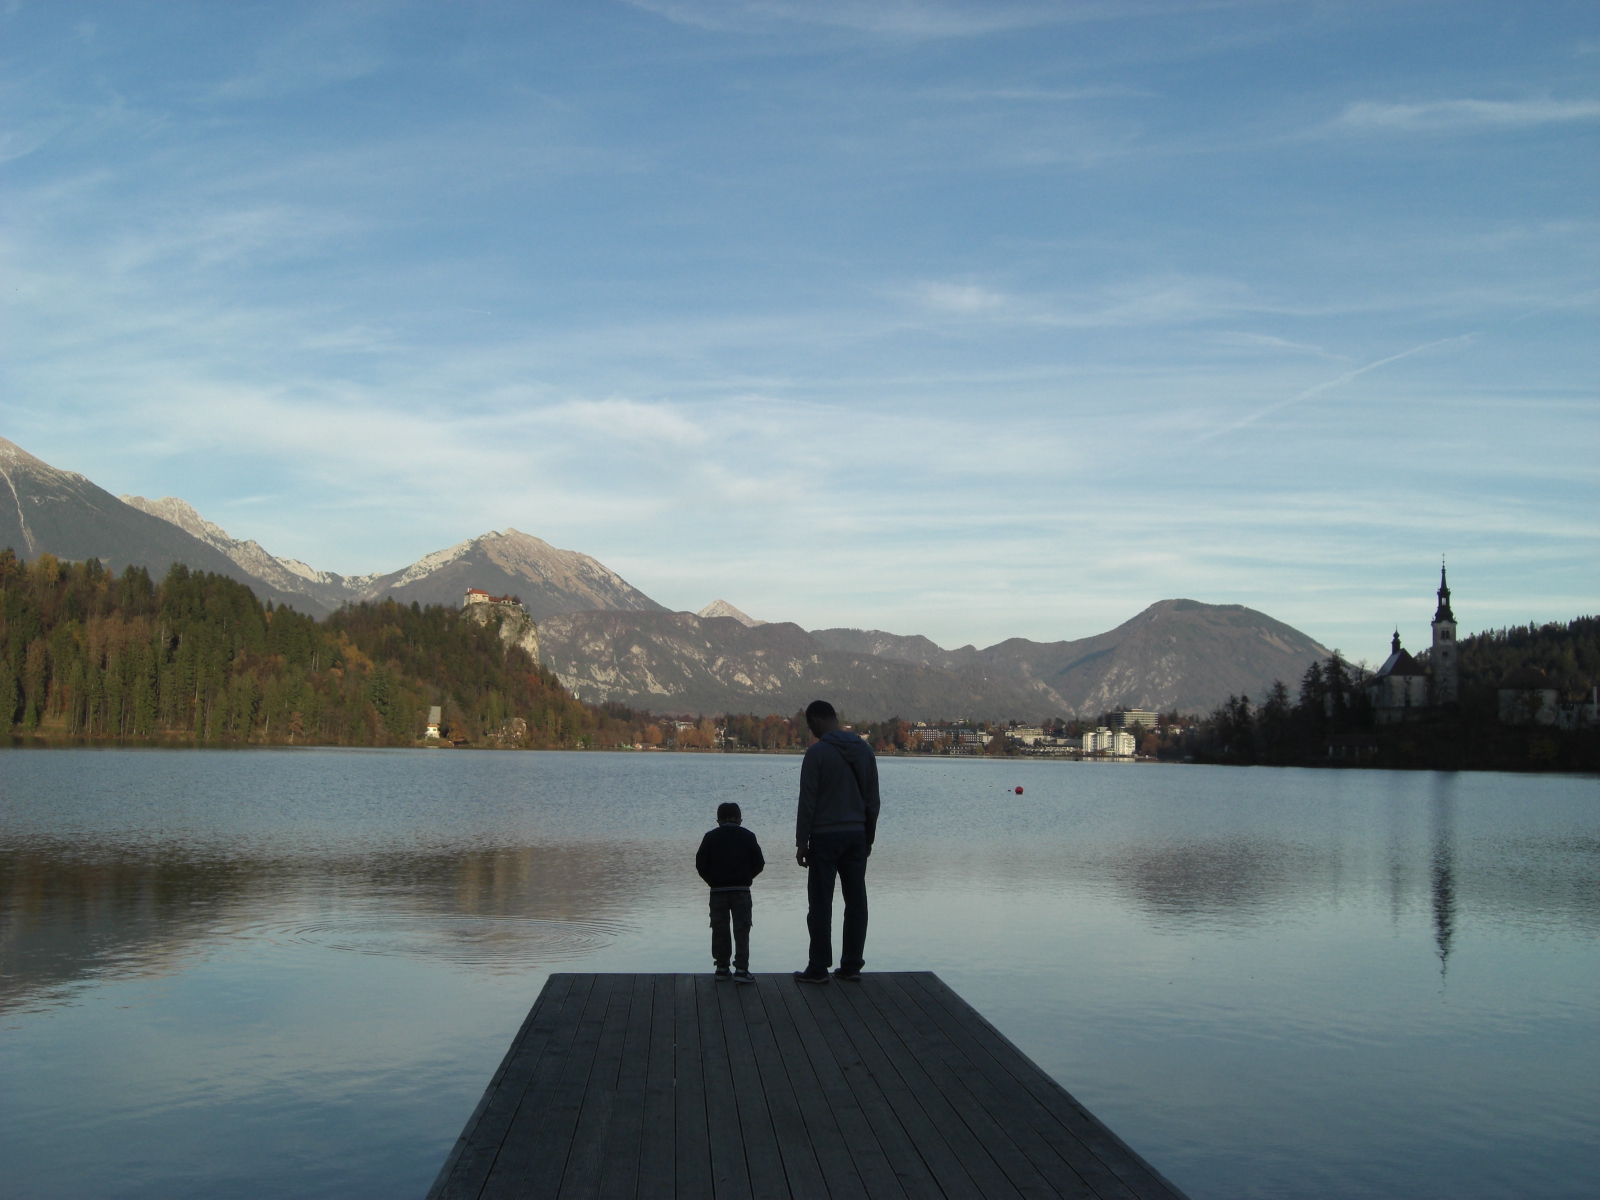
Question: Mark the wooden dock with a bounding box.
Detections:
[427,972,1189,1200]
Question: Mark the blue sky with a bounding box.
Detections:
[3,1,1595,661]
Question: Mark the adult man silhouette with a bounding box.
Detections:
[792,700,880,983]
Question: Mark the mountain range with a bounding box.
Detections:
[1,436,1329,719]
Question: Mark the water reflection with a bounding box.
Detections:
[1430,781,1457,977]
[0,842,646,1011]
[1104,837,1334,924]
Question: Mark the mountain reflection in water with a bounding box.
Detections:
[0,842,647,1011]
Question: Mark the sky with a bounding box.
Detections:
[2,1,1595,661]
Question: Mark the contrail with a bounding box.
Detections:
[1200,333,1476,440]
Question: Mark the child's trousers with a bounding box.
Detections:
[709,890,752,970]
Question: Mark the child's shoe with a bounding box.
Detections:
[714,966,732,980]
[831,967,861,981]
[793,965,830,984]
[732,969,756,984]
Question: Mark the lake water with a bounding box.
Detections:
[0,749,1595,1199]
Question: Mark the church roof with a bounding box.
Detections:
[1373,647,1428,679]
[1497,667,1554,690]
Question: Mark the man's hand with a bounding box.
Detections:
[796,848,809,868]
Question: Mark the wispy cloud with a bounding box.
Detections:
[1335,97,1600,133]
[1201,335,1477,439]
[911,281,1010,313]
[929,85,1159,102]
[625,0,1134,38]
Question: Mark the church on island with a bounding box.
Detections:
[1366,566,1458,724]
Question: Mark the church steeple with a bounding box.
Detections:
[1434,562,1455,624]
[1431,560,1458,704]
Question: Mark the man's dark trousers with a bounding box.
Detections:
[710,890,752,971]
[806,830,869,971]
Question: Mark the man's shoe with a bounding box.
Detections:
[714,966,732,980]
[793,966,830,984]
[732,969,756,984]
[832,967,862,981]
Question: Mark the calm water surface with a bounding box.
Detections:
[0,749,1596,1199]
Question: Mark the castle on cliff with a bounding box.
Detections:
[461,588,540,661]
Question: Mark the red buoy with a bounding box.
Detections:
[1014,786,1024,794]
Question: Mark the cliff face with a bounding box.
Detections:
[465,601,541,662]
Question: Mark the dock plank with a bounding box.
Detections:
[559,975,637,1199]
[674,974,714,1198]
[832,978,1025,1200]
[696,975,753,1199]
[717,982,789,1199]
[595,973,656,1200]
[905,974,1188,1200]
[431,974,1190,1200]
[756,974,867,1199]
[870,973,1099,1200]
[736,977,829,1200]
[637,976,677,1200]
[427,972,579,1200]
[481,974,617,1199]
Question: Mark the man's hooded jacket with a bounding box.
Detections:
[795,729,881,848]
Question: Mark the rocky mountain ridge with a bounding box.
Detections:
[3,435,1330,719]
[541,601,1327,720]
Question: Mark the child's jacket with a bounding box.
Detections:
[696,824,766,890]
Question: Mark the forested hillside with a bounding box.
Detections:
[0,549,644,748]
[1453,617,1600,699]
[1188,618,1599,772]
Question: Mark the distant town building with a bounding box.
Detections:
[1081,727,1136,757]
[1008,726,1046,745]
[1560,687,1599,731]
[1110,710,1160,730]
[425,706,442,739]
[1431,565,1459,704]
[1367,632,1430,724]
[1497,668,1559,726]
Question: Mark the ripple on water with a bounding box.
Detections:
[222,913,631,969]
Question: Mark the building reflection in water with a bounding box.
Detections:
[1430,778,1457,978]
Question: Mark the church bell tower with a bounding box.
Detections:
[1431,564,1458,705]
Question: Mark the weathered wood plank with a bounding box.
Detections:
[809,980,943,1198]
[870,972,1097,1200]
[674,974,714,1198]
[717,982,789,1199]
[755,974,868,1199]
[779,979,902,1200]
[481,973,616,1199]
[427,972,579,1200]
[885,974,1126,1200]
[905,974,1188,1200]
[813,978,982,1200]
[559,976,637,1199]
[833,977,1024,1200]
[736,976,829,1200]
[596,973,657,1200]
[637,976,677,1200]
[696,975,754,1200]
[431,974,1190,1200]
